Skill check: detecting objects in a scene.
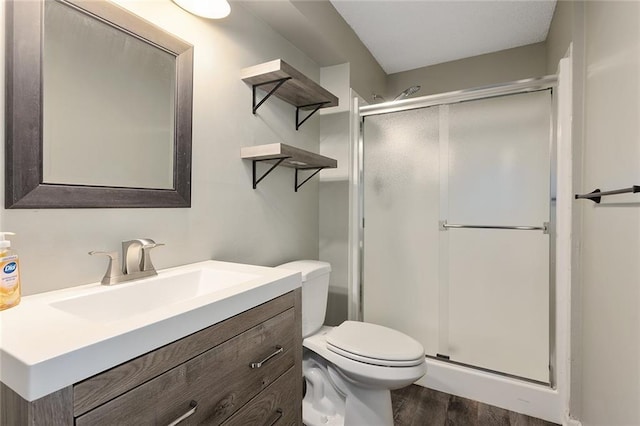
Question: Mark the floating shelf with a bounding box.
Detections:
[241,143,337,191]
[241,59,339,130]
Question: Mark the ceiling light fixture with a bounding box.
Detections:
[172,0,231,19]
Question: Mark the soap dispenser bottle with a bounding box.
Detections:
[0,232,21,310]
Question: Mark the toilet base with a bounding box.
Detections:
[342,385,393,426]
[303,352,346,426]
[303,390,392,426]
[302,349,394,426]
[303,399,345,426]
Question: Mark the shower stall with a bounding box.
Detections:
[347,64,572,423]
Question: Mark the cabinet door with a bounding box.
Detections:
[76,308,295,425]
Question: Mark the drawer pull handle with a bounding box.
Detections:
[266,408,283,426]
[167,400,198,426]
[250,345,284,369]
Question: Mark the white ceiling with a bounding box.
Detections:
[329,1,557,74]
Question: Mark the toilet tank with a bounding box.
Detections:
[277,260,331,338]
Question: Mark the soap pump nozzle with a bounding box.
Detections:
[0,232,15,249]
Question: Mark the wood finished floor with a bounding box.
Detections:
[391,385,559,426]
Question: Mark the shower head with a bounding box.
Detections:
[393,85,421,101]
[372,86,421,103]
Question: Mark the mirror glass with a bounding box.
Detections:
[43,0,175,189]
[5,0,193,208]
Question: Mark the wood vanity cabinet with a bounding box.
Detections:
[1,289,303,426]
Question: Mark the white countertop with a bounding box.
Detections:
[0,260,300,401]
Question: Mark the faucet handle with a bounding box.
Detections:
[122,239,146,274]
[141,242,164,272]
[141,242,164,249]
[89,251,122,285]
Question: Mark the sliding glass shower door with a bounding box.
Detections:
[362,90,552,383]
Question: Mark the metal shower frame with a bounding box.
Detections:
[349,75,559,386]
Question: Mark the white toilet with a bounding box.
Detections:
[277,260,427,426]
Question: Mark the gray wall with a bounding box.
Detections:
[546,0,573,75]
[0,0,321,295]
[579,2,640,424]
[548,1,640,424]
[319,111,350,326]
[386,42,548,99]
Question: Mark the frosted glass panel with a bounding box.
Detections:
[446,91,551,382]
[363,107,440,356]
[447,92,551,225]
[447,230,549,380]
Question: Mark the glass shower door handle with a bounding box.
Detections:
[439,220,549,234]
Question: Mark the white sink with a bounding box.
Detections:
[50,268,258,323]
[0,260,300,402]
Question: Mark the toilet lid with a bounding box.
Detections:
[326,321,425,367]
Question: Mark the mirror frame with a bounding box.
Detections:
[5,0,194,208]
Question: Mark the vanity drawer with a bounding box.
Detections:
[73,291,296,416]
[222,367,300,426]
[75,308,295,425]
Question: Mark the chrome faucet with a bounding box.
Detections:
[89,239,164,285]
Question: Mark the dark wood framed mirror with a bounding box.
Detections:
[5,0,193,208]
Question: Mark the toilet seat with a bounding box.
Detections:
[325,321,424,367]
[303,327,427,390]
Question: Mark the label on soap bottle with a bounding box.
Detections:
[0,254,19,291]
